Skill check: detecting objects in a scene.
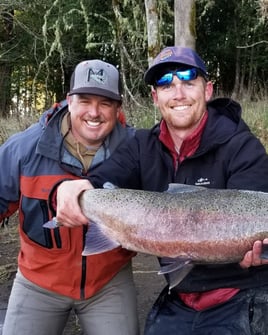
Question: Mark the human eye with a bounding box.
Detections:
[78,98,89,105]
[184,80,194,88]
[101,99,114,107]
[159,83,173,91]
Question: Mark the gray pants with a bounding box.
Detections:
[3,262,139,335]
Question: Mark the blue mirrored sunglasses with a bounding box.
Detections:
[155,68,199,86]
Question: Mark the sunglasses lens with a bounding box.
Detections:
[177,68,198,81]
[155,68,199,86]
[156,73,173,86]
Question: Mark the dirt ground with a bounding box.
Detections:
[0,214,165,334]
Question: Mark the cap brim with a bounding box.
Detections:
[144,62,179,85]
[144,62,207,85]
[68,87,122,101]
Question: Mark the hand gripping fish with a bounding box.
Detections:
[80,183,268,288]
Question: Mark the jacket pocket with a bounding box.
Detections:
[21,197,67,249]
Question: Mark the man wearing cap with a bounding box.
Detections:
[0,60,139,335]
[54,46,268,334]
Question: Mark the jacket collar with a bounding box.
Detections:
[159,112,208,164]
[151,98,245,159]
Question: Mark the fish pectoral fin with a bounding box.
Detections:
[158,257,192,274]
[102,182,118,189]
[158,257,194,290]
[167,263,194,289]
[82,221,120,256]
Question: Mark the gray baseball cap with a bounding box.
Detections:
[69,60,122,101]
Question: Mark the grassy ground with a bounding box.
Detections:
[242,100,268,149]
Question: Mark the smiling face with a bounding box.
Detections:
[152,74,213,137]
[67,94,121,147]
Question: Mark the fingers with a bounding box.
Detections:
[56,180,93,227]
[239,239,268,268]
[239,250,253,269]
[251,240,263,266]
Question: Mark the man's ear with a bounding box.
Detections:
[151,87,159,106]
[66,94,71,104]
[205,81,214,101]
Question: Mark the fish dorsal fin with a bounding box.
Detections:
[166,183,204,194]
[158,257,194,289]
[82,221,120,256]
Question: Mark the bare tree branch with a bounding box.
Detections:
[236,40,268,48]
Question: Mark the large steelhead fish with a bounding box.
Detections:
[80,183,268,287]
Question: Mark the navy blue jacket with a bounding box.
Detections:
[89,98,268,292]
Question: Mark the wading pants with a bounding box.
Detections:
[144,285,268,335]
[3,262,139,335]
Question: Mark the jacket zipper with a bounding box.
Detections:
[80,225,88,299]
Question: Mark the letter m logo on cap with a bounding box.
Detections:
[87,68,107,85]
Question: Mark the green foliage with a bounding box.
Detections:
[125,98,161,129]
[0,0,267,117]
[196,0,268,97]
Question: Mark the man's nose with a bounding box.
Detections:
[171,77,186,99]
[173,83,185,99]
[87,103,100,117]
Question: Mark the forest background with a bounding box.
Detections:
[0,1,267,332]
[0,0,267,144]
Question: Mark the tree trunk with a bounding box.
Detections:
[0,65,12,118]
[145,0,160,65]
[174,0,196,49]
[232,47,241,100]
[0,10,14,117]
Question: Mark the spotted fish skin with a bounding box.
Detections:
[80,183,268,264]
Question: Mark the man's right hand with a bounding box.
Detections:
[56,180,93,227]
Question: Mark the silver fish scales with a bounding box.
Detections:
[80,183,268,264]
